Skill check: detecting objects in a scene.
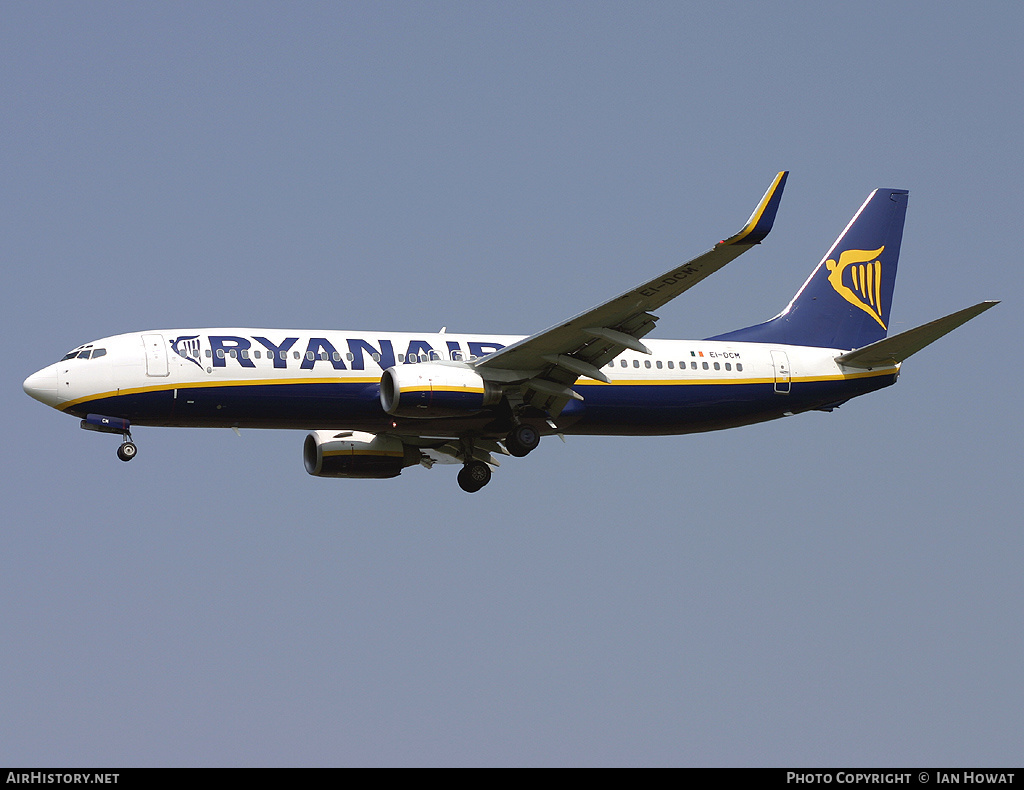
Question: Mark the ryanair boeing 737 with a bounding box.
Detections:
[23,173,996,492]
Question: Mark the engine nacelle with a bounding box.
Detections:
[379,363,501,418]
[303,430,421,479]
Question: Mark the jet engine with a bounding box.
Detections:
[303,430,421,478]
[379,363,501,418]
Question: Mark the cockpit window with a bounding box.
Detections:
[61,347,106,361]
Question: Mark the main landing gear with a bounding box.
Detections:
[504,423,540,457]
[457,460,491,493]
[454,422,544,493]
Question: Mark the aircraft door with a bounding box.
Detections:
[142,333,170,377]
[771,350,791,394]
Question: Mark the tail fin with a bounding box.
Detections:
[709,188,909,350]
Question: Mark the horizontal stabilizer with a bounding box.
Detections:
[836,301,998,369]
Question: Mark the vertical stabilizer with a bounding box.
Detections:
[709,188,909,350]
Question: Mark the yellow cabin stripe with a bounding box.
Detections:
[323,450,404,458]
[401,386,485,395]
[58,366,896,411]
[577,367,896,387]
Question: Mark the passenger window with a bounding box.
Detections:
[253,350,261,359]
[656,360,663,369]
[713,362,720,370]
[633,360,640,368]
[644,360,651,368]
[736,363,743,372]
[332,352,341,361]
[241,349,249,359]
[702,361,709,370]
[306,351,314,361]
[205,349,212,358]
[229,349,237,358]
[293,351,300,359]
[430,351,440,361]
[620,360,627,367]
[725,362,731,371]
[691,361,697,370]
[346,353,354,361]
[372,353,381,362]
[216,349,225,359]
[667,361,674,369]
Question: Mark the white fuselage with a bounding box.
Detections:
[24,329,898,438]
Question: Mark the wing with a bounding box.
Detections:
[473,171,788,415]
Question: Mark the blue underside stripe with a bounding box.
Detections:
[61,373,897,436]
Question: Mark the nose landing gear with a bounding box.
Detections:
[80,414,137,462]
[116,439,137,462]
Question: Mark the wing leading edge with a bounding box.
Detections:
[474,171,789,415]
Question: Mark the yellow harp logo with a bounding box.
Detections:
[826,246,887,329]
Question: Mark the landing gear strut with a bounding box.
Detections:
[457,460,491,493]
[505,423,540,457]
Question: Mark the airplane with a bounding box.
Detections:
[23,172,997,492]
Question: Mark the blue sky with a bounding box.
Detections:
[2,2,1021,766]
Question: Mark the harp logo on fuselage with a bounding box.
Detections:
[170,335,204,368]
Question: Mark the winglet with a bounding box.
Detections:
[722,170,789,246]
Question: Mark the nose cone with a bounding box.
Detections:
[23,364,60,408]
